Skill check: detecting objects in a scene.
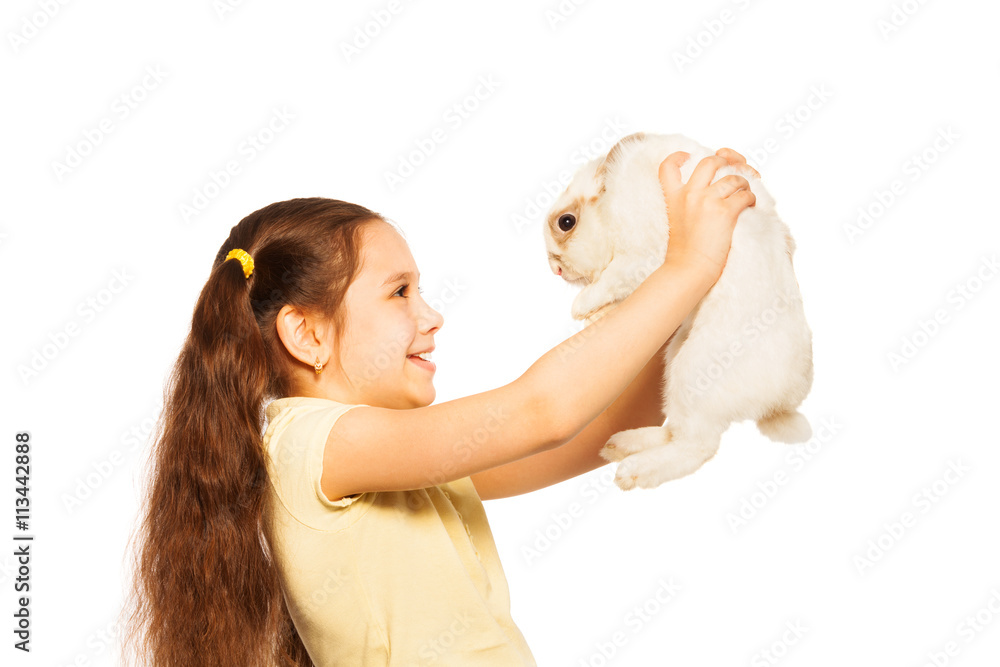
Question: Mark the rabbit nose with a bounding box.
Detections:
[556,266,562,276]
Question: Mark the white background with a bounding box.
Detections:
[3,0,999,665]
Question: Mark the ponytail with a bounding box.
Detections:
[119,198,384,666]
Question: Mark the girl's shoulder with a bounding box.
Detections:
[262,396,375,530]
[265,395,364,421]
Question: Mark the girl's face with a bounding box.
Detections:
[330,222,444,409]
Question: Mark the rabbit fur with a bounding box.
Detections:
[543,132,814,490]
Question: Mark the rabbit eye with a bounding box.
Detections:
[557,213,576,232]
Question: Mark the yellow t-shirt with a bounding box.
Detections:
[262,396,537,666]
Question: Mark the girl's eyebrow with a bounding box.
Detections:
[381,270,419,286]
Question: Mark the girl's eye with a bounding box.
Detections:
[394,284,424,298]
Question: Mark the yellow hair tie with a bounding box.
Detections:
[225,248,255,279]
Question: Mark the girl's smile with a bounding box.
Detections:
[327,221,444,409]
[407,351,436,373]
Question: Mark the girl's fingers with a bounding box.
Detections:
[687,154,732,191]
[712,174,752,199]
[715,147,746,163]
[658,151,690,192]
[716,146,761,179]
[726,185,757,210]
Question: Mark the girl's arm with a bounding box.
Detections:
[469,335,670,501]
[469,149,762,501]
[321,153,754,501]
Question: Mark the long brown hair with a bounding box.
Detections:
[118,198,384,666]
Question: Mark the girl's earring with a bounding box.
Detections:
[314,357,324,375]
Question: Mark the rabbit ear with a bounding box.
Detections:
[594,132,648,194]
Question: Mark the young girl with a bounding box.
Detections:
[119,148,758,666]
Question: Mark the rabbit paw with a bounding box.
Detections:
[600,426,669,463]
[612,438,719,490]
[571,283,617,321]
[613,451,662,491]
[583,302,616,325]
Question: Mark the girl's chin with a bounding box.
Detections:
[412,388,435,408]
[396,381,434,406]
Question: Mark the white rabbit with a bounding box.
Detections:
[543,132,814,490]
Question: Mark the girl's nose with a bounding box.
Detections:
[418,302,444,334]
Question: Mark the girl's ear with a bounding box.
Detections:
[275,304,331,368]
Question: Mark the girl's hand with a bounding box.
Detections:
[715,147,760,179]
[658,148,756,282]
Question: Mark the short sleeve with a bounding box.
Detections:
[264,402,374,529]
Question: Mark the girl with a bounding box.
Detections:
[119,148,758,666]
